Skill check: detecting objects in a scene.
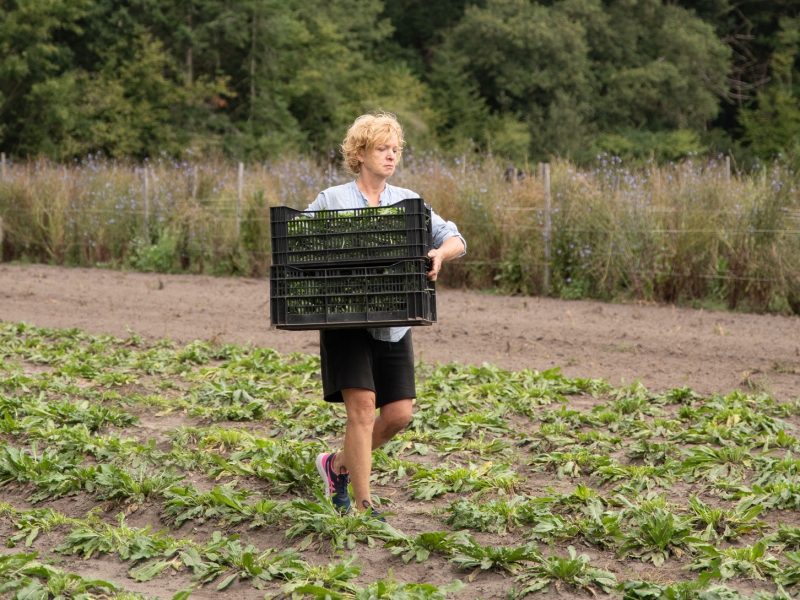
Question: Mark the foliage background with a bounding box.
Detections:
[1,0,800,164]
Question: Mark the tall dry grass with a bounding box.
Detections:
[1,153,799,312]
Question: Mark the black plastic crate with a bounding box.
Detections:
[270,197,432,267]
[270,259,436,330]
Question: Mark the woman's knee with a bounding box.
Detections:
[342,388,377,425]
[382,400,413,431]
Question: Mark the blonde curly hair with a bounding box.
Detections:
[341,113,405,175]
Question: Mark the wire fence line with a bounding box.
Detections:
[2,157,800,311]
[2,206,798,236]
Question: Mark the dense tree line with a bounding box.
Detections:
[0,0,798,163]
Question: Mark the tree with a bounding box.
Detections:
[0,0,90,150]
[434,0,730,161]
[739,18,800,158]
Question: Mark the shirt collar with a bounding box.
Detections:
[351,180,390,206]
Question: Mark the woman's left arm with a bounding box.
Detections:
[427,236,466,281]
[427,208,467,281]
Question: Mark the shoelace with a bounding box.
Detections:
[333,470,349,497]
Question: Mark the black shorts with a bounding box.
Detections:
[319,328,416,408]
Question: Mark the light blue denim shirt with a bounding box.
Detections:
[307,180,467,342]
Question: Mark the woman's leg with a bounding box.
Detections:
[372,399,413,448]
[334,387,377,512]
[333,394,413,511]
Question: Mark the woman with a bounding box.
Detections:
[312,113,466,517]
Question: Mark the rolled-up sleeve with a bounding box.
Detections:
[431,208,467,257]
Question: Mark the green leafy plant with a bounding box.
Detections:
[2,505,75,547]
[681,445,753,482]
[0,551,120,599]
[689,541,780,581]
[294,572,465,600]
[94,464,184,506]
[409,462,519,500]
[442,496,518,535]
[617,508,695,566]
[776,550,800,588]
[513,546,617,596]
[285,494,396,551]
[575,500,625,550]
[627,440,683,465]
[621,579,747,600]
[281,554,362,598]
[530,449,614,479]
[384,531,471,564]
[450,539,540,575]
[55,512,173,563]
[199,533,305,590]
[687,495,765,541]
[773,523,800,550]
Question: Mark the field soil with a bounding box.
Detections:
[2,263,800,599]
[1,263,799,400]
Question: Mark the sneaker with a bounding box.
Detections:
[367,508,386,523]
[316,452,351,514]
[361,500,386,523]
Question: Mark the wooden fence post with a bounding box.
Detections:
[543,163,551,295]
[143,165,149,240]
[191,165,198,203]
[237,162,244,238]
[725,155,731,188]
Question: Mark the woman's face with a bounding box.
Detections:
[358,135,400,179]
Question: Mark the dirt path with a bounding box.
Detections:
[2,263,799,399]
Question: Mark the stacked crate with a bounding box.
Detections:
[269,198,436,330]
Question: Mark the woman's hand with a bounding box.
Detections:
[427,236,465,281]
[427,249,444,281]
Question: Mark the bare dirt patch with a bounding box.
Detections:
[1,263,798,400]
